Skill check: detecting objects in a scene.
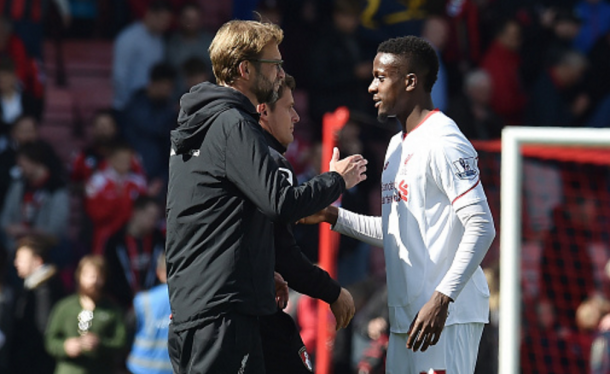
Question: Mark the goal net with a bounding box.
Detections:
[474,127,610,374]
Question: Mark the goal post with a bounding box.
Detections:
[499,127,610,374]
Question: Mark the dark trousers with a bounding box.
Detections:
[260,311,313,374]
[168,313,265,374]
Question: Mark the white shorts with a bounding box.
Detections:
[386,323,484,374]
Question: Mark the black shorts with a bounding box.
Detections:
[259,310,314,374]
[168,313,265,374]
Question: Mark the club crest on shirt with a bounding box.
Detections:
[453,157,478,180]
[299,346,313,372]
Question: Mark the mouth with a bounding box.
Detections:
[373,97,381,109]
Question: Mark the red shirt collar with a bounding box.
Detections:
[403,108,439,140]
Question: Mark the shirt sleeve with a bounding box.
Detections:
[429,133,487,211]
[225,121,345,223]
[331,208,383,248]
[435,197,495,300]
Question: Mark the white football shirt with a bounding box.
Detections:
[380,109,490,333]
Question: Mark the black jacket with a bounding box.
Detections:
[263,131,341,303]
[166,82,345,331]
[10,267,64,374]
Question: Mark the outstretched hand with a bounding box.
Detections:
[297,206,338,226]
[406,291,452,352]
[331,287,355,331]
[329,147,367,190]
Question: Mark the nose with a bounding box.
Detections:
[292,108,300,123]
[277,64,285,79]
[368,79,377,94]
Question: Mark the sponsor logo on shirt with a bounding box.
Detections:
[453,157,478,180]
[420,370,446,374]
[381,180,408,204]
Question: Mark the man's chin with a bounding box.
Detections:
[377,112,389,123]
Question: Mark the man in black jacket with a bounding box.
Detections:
[257,74,356,373]
[9,235,64,374]
[166,20,367,374]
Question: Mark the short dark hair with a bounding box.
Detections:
[377,36,439,93]
[181,57,208,78]
[150,63,177,82]
[147,0,172,13]
[267,74,296,110]
[133,195,159,211]
[17,235,53,263]
[106,139,133,156]
[179,1,200,14]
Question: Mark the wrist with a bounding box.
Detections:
[327,206,339,225]
[432,291,453,305]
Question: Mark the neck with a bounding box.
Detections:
[79,293,99,308]
[403,97,434,133]
[225,81,259,108]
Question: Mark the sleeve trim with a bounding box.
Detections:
[451,178,480,205]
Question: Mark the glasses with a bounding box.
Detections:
[249,58,284,72]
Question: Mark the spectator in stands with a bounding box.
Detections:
[166,2,213,78]
[126,252,172,374]
[307,0,372,138]
[85,141,148,255]
[540,184,598,333]
[481,18,527,125]
[573,0,610,54]
[70,109,144,186]
[0,56,42,132]
[9,235,64,374]
[573,296,609,372]
[180,56,210,94]
[0,115,43,211]
[526,50,589,127]
[545,8,583,71]
[0,0,70,59]
[120,62,177,187]
[422,16,449,112]
[104,196,164,311]
[0,141,68,253]
[45,255,127,374]
[446,69,503,140]
[353,285,389,374]
[521,297,580,373]
[0,17,44,101]
[112,0,172,110]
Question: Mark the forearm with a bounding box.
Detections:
[436,201,495,300]
[331,207,383,248]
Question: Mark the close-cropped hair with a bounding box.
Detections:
[377,36,439,93]
[267,74,296,110]
[17,234,53,263]
[209,20,283,85]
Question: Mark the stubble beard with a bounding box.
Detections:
[254,73,278,104]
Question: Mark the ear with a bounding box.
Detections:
[405,73,417,92]
[258,103,268,118]
[238,60,250,79]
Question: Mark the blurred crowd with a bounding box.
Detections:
[0,0,609,373]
